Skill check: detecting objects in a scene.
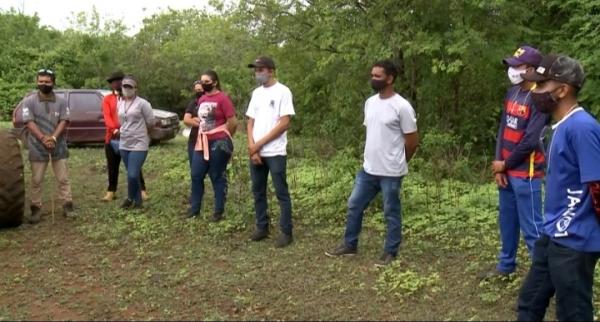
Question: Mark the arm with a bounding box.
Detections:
[246,117,262,165]
[226,116,237,136]
[495,111,506,161]
[249,116,290,155]
[142,102,155,135]
[590,182,600,221]
[503,107,548,170]
[405,131,419,163]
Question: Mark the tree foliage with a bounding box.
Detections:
[0,0,598,156]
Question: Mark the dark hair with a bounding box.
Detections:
[372,60,398,82]
[201,70,222,90]
[37,68,56,82]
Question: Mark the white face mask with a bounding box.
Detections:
[507,67,526,85]
[122,87,136,98]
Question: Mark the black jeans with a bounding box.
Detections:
[104,143,146,192]
[517,234,600,321]
[249,156,292,235]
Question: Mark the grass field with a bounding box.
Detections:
[0,128,590,320]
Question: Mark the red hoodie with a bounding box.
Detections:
[101,93,120,144]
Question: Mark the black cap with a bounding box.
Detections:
[247,56,276,69]
[522,54,585,89]
[106,70,125,83]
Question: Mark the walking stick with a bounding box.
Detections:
[49,150,55,224]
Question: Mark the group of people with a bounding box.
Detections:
[485,46,600,321]
[20,49,600,320]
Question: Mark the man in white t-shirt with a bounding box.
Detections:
[325,60,419,267]
[246,56,296,248]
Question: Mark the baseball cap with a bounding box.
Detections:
[106,70,125,83]
[247,56,276,69]
[503,46,542,67]
[122,76,137,87]
[522,54,585,89]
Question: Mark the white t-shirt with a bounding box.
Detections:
[363,93,417,177]
[246,82,295,157]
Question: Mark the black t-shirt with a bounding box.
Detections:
[185,97,199,146]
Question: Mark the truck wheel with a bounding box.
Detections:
[0,130,25,227]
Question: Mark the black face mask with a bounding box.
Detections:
[531,87,561,114]
[202,83,214,92]
[370,79,387,92]
[38,84,53,94]
[195,91,203,99]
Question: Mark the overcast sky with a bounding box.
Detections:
[0,0,216,34]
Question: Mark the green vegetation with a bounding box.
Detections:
[0,135,567,320]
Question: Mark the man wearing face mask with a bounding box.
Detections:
[22,68,75,223]
[484,45,548,279]
[246,56,296,248]
[325,60,419,267]
[516,55,600,321]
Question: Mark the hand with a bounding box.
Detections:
[495,173,508,188]
[112,129,120,139]
[42,135,55,150]
[491,160,506,174]
[248,142,261,156]
[250,153,263,166]
[192,117,201,127]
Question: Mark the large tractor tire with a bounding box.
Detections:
[0,130,25,227]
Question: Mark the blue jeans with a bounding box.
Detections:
[517,235,600,321]
[249,156,292,235]
[190,138,233,214]
[497,176,544,273]
[120,149,148,206]
[344,169,404,255]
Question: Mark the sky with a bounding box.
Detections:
[0,0,216,34]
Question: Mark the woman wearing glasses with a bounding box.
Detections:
[183,70,237,221]
[117,75,155,209]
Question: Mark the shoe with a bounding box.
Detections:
[374,253,397,268]
[101,191,115,201]
[274,233,293,248]
[29,205,42,224]
[208,212,224,222]
[120,199,134,209]
[141,190,149,201]
[478,268,511,280]
[63,202,77,218]
[324,243,357,257]
[249,229,269,241]
[185,208,199,219]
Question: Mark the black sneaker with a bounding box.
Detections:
[63,202,77,218]
[274,233,293,248]
[324,243,357,257]
[374,253,397,268]
[29,205,42,224]
[185,208,199,219]
[208,212,223,222]
[120,199,134,210]
[249,229,269,241]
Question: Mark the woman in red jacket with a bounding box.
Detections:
[101,71,148,201]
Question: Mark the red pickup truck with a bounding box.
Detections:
[12,89,180,145]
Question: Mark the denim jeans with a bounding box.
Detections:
[517,234,600,321]
[344,169,404,255]
[249,155,292,235]
[190,138,233,214]
[497,176,544,273]
[120,149,148,206]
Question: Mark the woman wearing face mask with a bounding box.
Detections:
[184,70,237,221]
[117,75,155,209]
[183,80,204,166]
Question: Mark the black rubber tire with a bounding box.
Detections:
[0,130,25,227]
